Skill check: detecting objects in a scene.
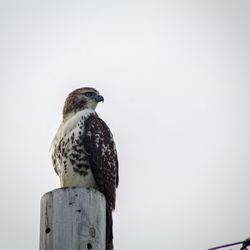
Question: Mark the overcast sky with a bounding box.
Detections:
[0,1,250,250]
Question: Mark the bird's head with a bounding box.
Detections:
[62,87,104,119]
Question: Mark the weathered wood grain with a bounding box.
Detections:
[40,187,106,250]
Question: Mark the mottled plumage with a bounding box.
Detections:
[51,87,118,250]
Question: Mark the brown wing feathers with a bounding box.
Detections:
[83,114,118,210]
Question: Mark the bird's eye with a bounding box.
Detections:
[85,92,93,97]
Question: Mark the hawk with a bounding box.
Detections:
[51,87,119,250]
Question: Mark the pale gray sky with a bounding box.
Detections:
[0,1,250,250]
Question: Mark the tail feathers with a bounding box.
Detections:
[106,203,114,250]
[106,241,114,250]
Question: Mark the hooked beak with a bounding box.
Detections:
[94,94,104,103]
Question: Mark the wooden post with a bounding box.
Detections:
[39,187,106,250]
